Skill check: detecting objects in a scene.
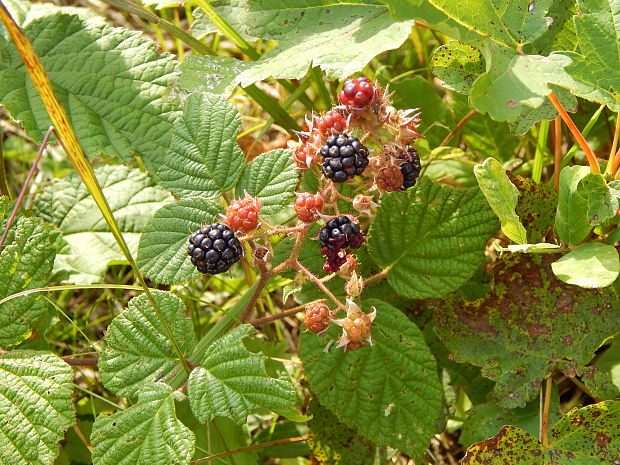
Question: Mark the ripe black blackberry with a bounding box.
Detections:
[188,223,243,274]
[319,134,369,183]
[319,216,364,252]
[400,146,421,190]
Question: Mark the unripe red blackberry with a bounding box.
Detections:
[375,165,404,192]
[333,300,376,349]
[225,196,261,232]
[304,302,332,333]
[338,76,375,111]
[292,141,318,169]
[294,192,324,223]
[316,110,347,134]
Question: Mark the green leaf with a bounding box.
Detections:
[555,165,592,246]
[234,2,413,85]
[91,383,195,465]
[35,165,174,284]
[564,0,620,111]
[300,300,443,461]
[1,0,105,29]
[0,14,180,171]
[368,177,498,299]
[137,198,224,284]
[157,92,245,198]
[551,242,620,288]
[189,2,256,41]
[434,254,620,408]
[188,324,303,423]
[0,350,75,465]
[474,157,528,244]
[235,149,297,215]
[99,291,196,397]
[460,393,561,448]
[462,401,620,464]
[178,55,252,97]
[577,174,620,226]
[431,40,485,94]
[0,216,56,346]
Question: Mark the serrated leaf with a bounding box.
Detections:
[188,324,303,423]
[91,383,195,465]
[474,157,528,244]
[0,216,56,346]
[551,242,620,288]
[431,40,485,94]
[300,300,443,462]
[0,350,75,465]
[577,174,620,226]
[0,14,179,170]
[35,165,173,284]
[434,254,620,408]
[137,198,224,284]
[462,401,620,464]
[564,0,620,111]
[368,177,498,299]
[234,2,413,85]
[1,0,105,29]
[508,86,578,135]
[178,55,252,97]
[235,149,297,215]
[99,291,195,397]
[555,165,593,246]
[157,92,245,198]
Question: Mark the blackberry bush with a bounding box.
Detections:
[188,223,243,274]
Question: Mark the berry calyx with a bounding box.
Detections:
[338,76,375,111]
[333,299,376,349]
[225,195,261,233]
[188,223,243,275]
[304,302,332,334]
[294,192,324,223]
[319,134,369,183]
[375,165,404,192]
[291,140,318,169]
[316,110,347,134]
[400,146,421,190]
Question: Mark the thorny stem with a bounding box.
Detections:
[553,117,562,192]
[606,114,620,174]
[295,261,346,311]
[548,92,600,174]
[0,125,53,252]
[541,377,553,448]
[440,109,476,147]
[191,436,308,464]
[363,268,389,286]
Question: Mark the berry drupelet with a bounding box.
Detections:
[319,134,369,183]
[188,223,243,274]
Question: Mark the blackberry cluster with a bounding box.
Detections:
[319,216,365,272]
[188,223,243,274]
[400,146,422,190]
[319,134,369,183]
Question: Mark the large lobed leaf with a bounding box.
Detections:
[188,324,302,423]
[300,300,444,462]
[35,165,174,284]
[462,400,620,464]
[137,198,225,284]
[157,92,245,198]
[99,291,196,397]
[91,383,194,465]
[0,14,180,171]
[0,212,57,346]
[434,253,620,408]
[0,351,75,465]
[368,177,498,299]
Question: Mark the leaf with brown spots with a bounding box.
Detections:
[434,254,620,408]
[462,401,620,464]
